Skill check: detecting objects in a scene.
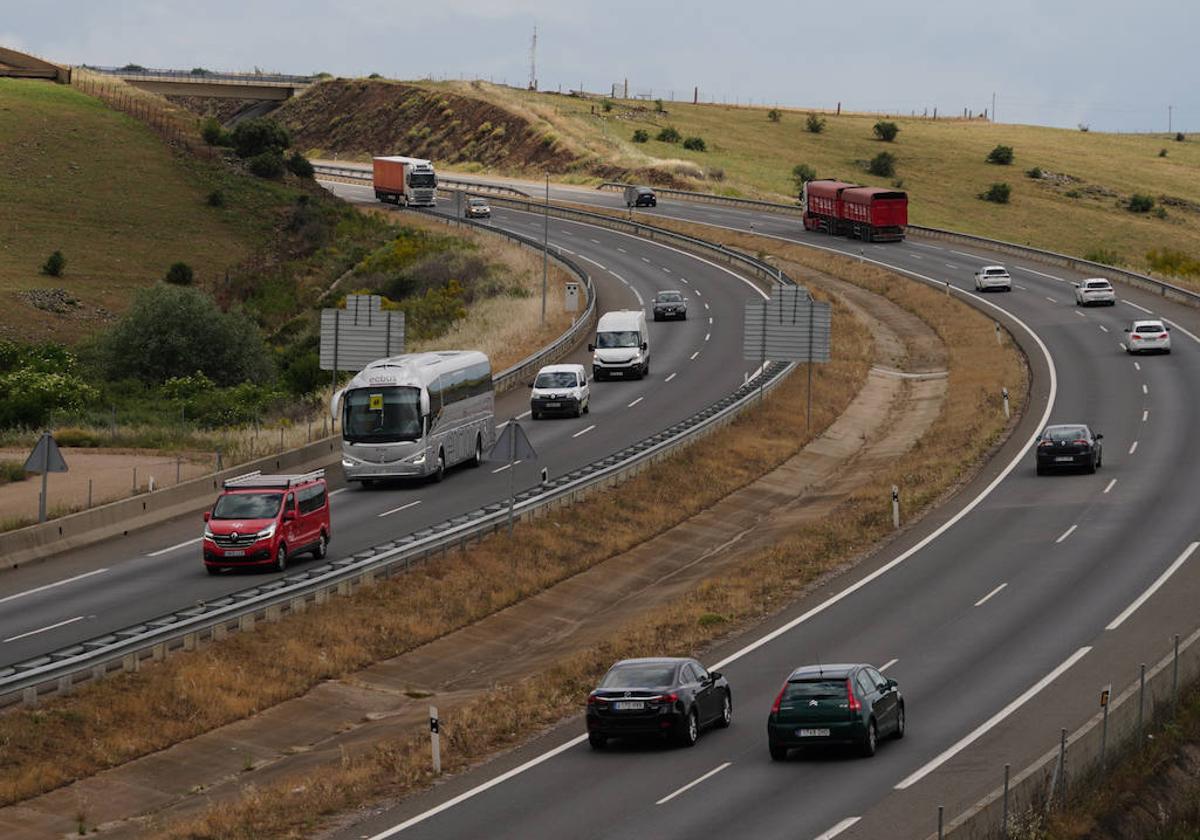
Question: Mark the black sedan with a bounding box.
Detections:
[1036,424,1103,475]
[586,657,732,749]
[766,663,903,759]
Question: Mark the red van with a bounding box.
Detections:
[202,470,331,574]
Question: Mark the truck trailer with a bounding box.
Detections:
[802,179,908,242]
[372,156,438,207]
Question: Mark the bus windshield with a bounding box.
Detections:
[408,172,437,188]
[344,386,423,443]
[595,330,640,349]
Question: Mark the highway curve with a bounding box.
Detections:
[328,182,1200,840]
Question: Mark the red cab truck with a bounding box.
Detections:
[803,179,908,242]
[373,156,438,207]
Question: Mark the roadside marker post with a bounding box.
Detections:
[1100,684,1111,769]
[1137,662,1146,743]
[429,706,441,774]
[1002,387,1010,420]
[1001,764,1010,834]
[892,485,900,530]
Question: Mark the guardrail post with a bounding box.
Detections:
[22,687,37,708]
[892,485,900,529]
[338,580,352,596]
[214,622,227,640]
[122,653,139,673]
[152,643,166,662]
[290,596,306,614]
[1100,683,1111,769]
[1002,763,1010,835]
[183,632,197,652]
[937,805,944,839]
[995,321,1003,345]
[266,605,282,623]
[1059,728,1068,807]
[1173,634,1180,714]
[430,705,442,774]
[1137,662,1146,743]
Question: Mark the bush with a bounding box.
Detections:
[654,98,665,113]
[120,63,146,72]
[190,67,209,76]
[183,382,285,428]
[368,72,382,79]
[0,367,98,428]
[868,151,896,177]
[987,145,1014,165]
[206,190,225,207]
[1083,248,1122,266]
[873,120,900,142]
[41,250,65,277]
[979,182,1011,203]
[682,136,707,152]
[1146,248,1200,277]
[806,112,825,134]
[286,151,315,178]
[1128,193,1155,213]
[279,349,324,397]
[1026,167,1043,179]
[656,126,682,143]
[767,108,781,123]
[792,163,817,192]
[1158,148,1168,158]
[398,280,469,340]
[0,460,27,485]
[200,117,227,146]
[164,262,194,286]
[631,129,649,143]
[230,118,290,159]
[248,150,285,179]
[601,99,614,113]
[1176,132,1185,142]
[91,284,273,386]
[1154,206,1168,219]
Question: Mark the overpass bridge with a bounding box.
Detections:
[0,46,69,82]
[83,65,314,100]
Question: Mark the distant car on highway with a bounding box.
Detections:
[1125,319,1171,354]
[652,290,688,321]
[1074,278,1116,306]
[586,657,732,749]
[973,265,1012,292]
[530,363,589,419]
[464,196,491,218]
[1036,424,1103,475]
[624,185,657,207]
[766,663,903,760]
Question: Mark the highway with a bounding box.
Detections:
[317,182,1200,839]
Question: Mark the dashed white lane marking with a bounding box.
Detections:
[705,333,711,341]
[1142,384,1149,395]
[690,351,700,360]
[951,249,986,260]
[562,230,573,236]
[617,247,626,253]
[1107,542,1200,630]
[1129,441,1138,455]
[879,658,899,672]
[1099,325,1108,333]
[664,373,677,382]
[571,424,596,439]
[1056,524,1078,544]
[662,267,671,273]
[1015,284,1028,290]
[655,762,732,806]
[812,817,861,840]
[578,255,607,271]
[1104,478,1117,494]
[642,257,651,263]
[708,317,714,325]
[694,289,702,297]
[4,615,86,643]
[1016,266,1065,282]
[1045,296,1058,303]
[910,242,944,251]
[895,647,1092,789]
[974,582,1008,607]
[379,500,422,518]
[627,397,644,408]
[1142,410,1149,422]
[911,254,924,260]
[1119,343,1127,351]
[680,277,689,284]
[1133,361,1141,371]
[1124,300,1154,314]
[704,302,710,310]
[0,568,109,605]
[944,262,959,269]
[148,537,201,557]
[492,460,522,474]
[590,238,600,244]
[1074,311,1086,318]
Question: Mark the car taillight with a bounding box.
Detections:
[771,684,787,714]
[655,692,679,705]
[587,694,608,706]
[1073,439,1089,446]
[1160,333,1169,339]
[1039,440,1054,447]
[846,679,861,713]
[1131,334,1142,340]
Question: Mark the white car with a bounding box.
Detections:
[1074,278,1116,306]
[1125,320,1171,354]
[530,363,590,419]
[974,265,1012,292]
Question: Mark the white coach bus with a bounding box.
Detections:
[333,351,495,484]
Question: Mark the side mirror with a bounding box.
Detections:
[710,671,722,682]
[641,341,648,351]
[587,343,595,352]
[1166,326,1172,331]
[528,382,535,389]
[284,510,296,522]
[1095,433,1103,440]
[203,511,211,522]
[887,678,898,690]
[1123,327,1131,333]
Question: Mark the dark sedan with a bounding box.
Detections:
[767,663,903,759]
[1036,424,1103,475]
[652,290,688,321]
[587,657,732,749]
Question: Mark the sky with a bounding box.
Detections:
[3,0,1194,133]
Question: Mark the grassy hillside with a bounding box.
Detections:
[0,79,279,342]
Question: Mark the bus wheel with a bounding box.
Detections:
[433,451,446,482]
[470,435,483,467]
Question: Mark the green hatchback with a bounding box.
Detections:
[766,663,904,759]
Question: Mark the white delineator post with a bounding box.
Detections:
[430,705,441,774]
[892,485,900,529]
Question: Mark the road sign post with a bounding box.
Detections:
[23,431,68,524]
[490,421,537,535]
[742,286,830,418]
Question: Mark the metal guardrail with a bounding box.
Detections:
[598,181,804,214]
[312,163,531,198]
[0,201,798,708]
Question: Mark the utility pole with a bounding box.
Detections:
[991,91,996,123]
[1169,105,1173,133]
[541,173,549,325]
[528,24,537,91]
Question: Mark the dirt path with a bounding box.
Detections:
[0,279,948,839]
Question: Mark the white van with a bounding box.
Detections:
[589,309,650,380]
[530,363,590,418]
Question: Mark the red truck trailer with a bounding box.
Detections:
[803,179,908,242]
[372,156,438,207]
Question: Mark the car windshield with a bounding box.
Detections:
[212,492,282,520]
[1136,324,1165,333]
[596,330,640,349]
[469,198,488,206]
[783,679,846,700]
[408,172,437,188]
[535,371,578,388]
[658,292,682,302]
[343,386,423,443]
[1044,426,1088,441]
[599,663,676,689]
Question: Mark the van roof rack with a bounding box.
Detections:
[222,469,325,490]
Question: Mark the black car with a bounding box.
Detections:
[587,657,732,748]
[766,663,903,760]
[1036,424,1103,475]
[624,185,657,207]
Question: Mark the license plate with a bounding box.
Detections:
[613,701,644,711]
[610,371,623,377]
[797,728,830,737]
[1055,456,1074,462]
[223,549,245,557]
[544,402,560,408]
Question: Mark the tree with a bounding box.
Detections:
[873,120,900,142]
[286,151,315,178]
[41,250,65,277]
[200,116,232,147]
[164,262,194,286]
[656,126,682,143]
[987,145,1015,165]
[868,152,896,177]
[654,98,665,113]
[805,113,826,134]
[767,108,782,123]
[792,164,818,194]
[601,99,614,113]
[249,150,285,179]
[230,118,290,159]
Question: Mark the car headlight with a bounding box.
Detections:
[342,458,356,468]
[203,526,214,540]
[407,452,426,464]
[254,523,277,541]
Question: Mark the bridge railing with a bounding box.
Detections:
[81,65,313,86]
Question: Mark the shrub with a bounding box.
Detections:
[279,349,324,397]
[206,190,225,207]
[1146,248,1200,277]
[120,63,146,72]
[1158,148,1168,158]
[873,120,900,142]
[41,250,65,277]
[682,136,706,152]
[792,163,817,192]
[1154,206,1168,219]
[1078,124,1090,132]
[631,129,649,143]
[190,67,209,76]
[806,112,825,134]
[0,367,97,428]
[1128,193,1155,213]
[979,182,1011,203]
[1026,167,1043,179]
[1175,132,1185,142]
[163,262,194,286]
[200,117,228,146]
[0,460,27,485]
[892,179,905,189]
[767,108,781,123]
[868,151,896,177]
[248,150,285,179]
[286,151,315,178]
[654,98,665,113]
[987,144,1014,165]
[368,73,382,79]
[1065,189,1082,199]
[1083,248,1122,266]
[656,126,682,143]
[601,99,614,113]
[184,382,285,428]
[230,118,290,159]
[398,280,469,340]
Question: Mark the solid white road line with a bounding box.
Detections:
[147,537,202,557]
[1142,410,1149,422]
[4,615,86,643]
[813,817,861,839]
[664,373,677,382]
[1016,266,1065,282]
[627,397,644,408]
[630,285,644,305]
[655,762,732,805]
[577,255,607,272]
[879,658,899,672]
[1107,542,1200,630]
[379,500,422,518]
[690,351,700,360]
[1104,478,1117,494]
[1164,318,1200,345]
[1129,441,1138,455]
[571,424,596,438]
[1124,300,1154,314]
[0,568,109,605]
[1055,525,1078,544]
[974,583,1008,607]
[895,647,1092,789]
